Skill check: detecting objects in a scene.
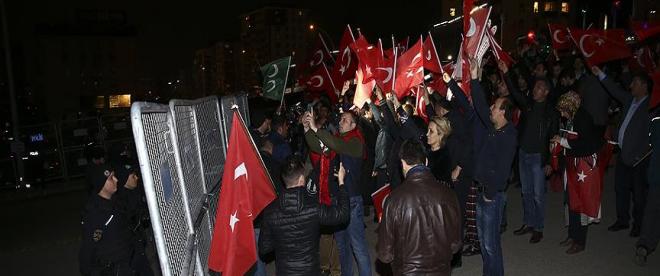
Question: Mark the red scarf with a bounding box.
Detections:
[310,128,366,205]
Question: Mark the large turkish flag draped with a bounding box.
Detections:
[208,110,277,275]
[394,38,424,99]
[331,25,357,86]
[568,28,631,67]
[565,143,612,218]
[548,23,571,51]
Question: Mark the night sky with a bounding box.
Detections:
[6,0,444,80]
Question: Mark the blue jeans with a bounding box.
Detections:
[335,196,372,276]
[253,228,266,276]
[518,149,546,231]
[477,192,505,276]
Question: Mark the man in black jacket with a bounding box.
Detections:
[499,60,559,244]
[79,168,148,276]
[592,66,652,237]
[258,156,349,276]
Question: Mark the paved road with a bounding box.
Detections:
[2,168,659,275]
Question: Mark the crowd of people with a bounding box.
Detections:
[75,34,660,276]
[251,39,660,276]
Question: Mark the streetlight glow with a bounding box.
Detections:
[309,24,315,30]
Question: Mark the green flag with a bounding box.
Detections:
[260,56,291,101]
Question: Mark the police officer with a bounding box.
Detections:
[79,165,151,276]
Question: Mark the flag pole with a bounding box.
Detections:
[319,33,335,63]
[391,47,398,93]
[279,56,292,113]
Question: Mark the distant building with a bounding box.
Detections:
[193,7,313,95]
[25,9,144,117]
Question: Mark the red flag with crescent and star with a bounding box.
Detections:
[304,63,338,103]
[463,5,491,63]
[423,33,444,74]
[548,23,571,51]
[394,38,424,99]
[301,33,334,73]
[331,25,358,86]
[208,110,277,275]
[568,28,631,67]
[565,143,613,218]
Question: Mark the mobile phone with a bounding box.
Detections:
[307,103,314,114]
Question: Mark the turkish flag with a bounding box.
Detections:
[302,33,334,72]
[304,63,338,103]
[629,47,656,74]
[391,36,410,56]
[486,27,515,67]
[564,141,612,218]
[423,33,444,74]
[463,6,491,63]
[412,85,429,123]
[632,21,660,42]
[548,23,571,50]
[568,28,632,67]
[353,66,376,109]
[208,110,277,275]
[463,0,474,36]
[394,38,424,99]
[651,71,660,110]
[373,48,397,92]
[351,34,384,84]
[331,25,358,86]
[371,184,391,223]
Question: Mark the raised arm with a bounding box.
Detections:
[499,60,530,110]
[592,66,633,105]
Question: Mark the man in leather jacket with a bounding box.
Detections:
[377,139,462,275]
[258,155,349,276]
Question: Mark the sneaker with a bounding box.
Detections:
[559,237,573,247]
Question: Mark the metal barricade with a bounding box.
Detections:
[131,102,195,276]
[169,98,216,275]
[132,94,248,275]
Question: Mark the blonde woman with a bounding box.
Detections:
[426,116,453,183]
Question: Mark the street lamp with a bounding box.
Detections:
[581,9,587,29]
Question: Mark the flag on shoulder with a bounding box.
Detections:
[208,110,277,276]
[260,56,292,101]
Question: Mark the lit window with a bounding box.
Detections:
[95,96,105,109]
[544,2,554,12]
[533,2,539,13]
[449,8,456,17]
[561,2,569,13]
[109,94,131,108]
